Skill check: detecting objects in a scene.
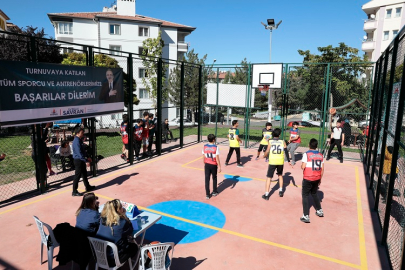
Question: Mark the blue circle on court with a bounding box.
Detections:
[145,200,226,244]
[224,174,252,182]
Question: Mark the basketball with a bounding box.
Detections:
[329,108,336,115]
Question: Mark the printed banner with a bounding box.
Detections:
[0,60,124,127]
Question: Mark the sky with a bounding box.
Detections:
[1,0,370,64]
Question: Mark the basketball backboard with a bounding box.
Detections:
[251,63,283,88]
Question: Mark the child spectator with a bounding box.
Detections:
[203,134,221,199]
[148,113,156,155]
[120,114,129,161]
[256,122,273,161]
[134,119,144,160]
[300,138,324,223]
[142,112,150,158]
[162,119,174,142]
[57,140,75,171]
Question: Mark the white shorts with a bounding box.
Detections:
[142,137,149,146]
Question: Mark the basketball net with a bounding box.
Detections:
[258,85,269,96]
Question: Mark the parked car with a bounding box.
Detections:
[286,121,319,127]
[168,117,196,127]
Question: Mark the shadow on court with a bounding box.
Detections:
[171,257,206,270]
[217,177,239,194]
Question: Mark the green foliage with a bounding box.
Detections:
[140,31,168,106]
[291,43,371,121]
[0,26,63,63]
[62,53,139,107]
[168,49,210,121]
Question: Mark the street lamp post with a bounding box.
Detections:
[261,19,282,122]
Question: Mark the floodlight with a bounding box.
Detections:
[267,19,275,26]
[276,20,282,28]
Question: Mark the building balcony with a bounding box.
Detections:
[178,42,188,53]
[362,39,375,52]
[363,19,377,32]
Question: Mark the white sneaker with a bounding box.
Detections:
[300,215,310,223]
[316,209,324,217]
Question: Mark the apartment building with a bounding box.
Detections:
[0,9,10,31]
[362,0,405,62]
[48,0,195,124]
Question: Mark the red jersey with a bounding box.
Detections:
[142,119,149,138]
[134,124,143,141]
[202,144,220,166]
[289,128,301,143]
[302,150,324,181]
[120,123,128,144]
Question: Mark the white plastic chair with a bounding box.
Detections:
[33,216,60,270]
[88,237,137,270]
[139,242,174,270]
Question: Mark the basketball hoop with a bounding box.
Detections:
[259,85,269,96]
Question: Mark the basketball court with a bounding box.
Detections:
[0,142,389,269]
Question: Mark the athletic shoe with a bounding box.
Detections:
[255,156,259,160]
[340,159,343,163]
[279,190,284,197]
[300,215,310,223]
[291,162,295,166]
[326,157,330,161]
[212,192,219,197]
[49,171,56,176]
[262,194,269,201]
[120,154,126,160]
[206,195,210,200]
[86,185,96,192]
[72,192,82,197]
[225,163,229,166]
[316,209,324,217]
[237,164,244,168]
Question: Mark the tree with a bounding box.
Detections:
[62,52,139,108]
[168,49,211,123]
[0,26,63,63]
[295,43,370,123]
[140,31,168,107]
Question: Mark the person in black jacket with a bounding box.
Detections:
[75,192,100,235]
[162,119,173,141]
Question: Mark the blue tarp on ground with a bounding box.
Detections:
[54,119,81,124]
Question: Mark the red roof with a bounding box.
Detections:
[48,12,195,30]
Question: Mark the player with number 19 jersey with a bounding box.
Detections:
[302,150,324,180]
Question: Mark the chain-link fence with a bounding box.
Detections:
[0,31,203,204]
[364,25,405,270]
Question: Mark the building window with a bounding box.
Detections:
[139,27,149,37]
[109,45,122,56]
[139,68,148,78]
[58,22,73,35]
[393,30,399,38]
[138,47,148,56]
[386,9,392,19]
[383,31,390,40]
[0,19,5,31]
[396,7,402,17]
[109,24,121,35]
[139,88,149,99]
[62,47,74,54]
[176,108,180,118]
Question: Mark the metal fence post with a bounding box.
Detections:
[382,41,404,246]
[156,58,163,155]
[321,64,331,153]
[370,50,390,199]
[180,62,185,147]
[281,64,288,140]
[245,64,252,149]
[365,60,381,174]
[86,47,97,177]
[198,66,203,142]
[214,68,220,140]
[127,54,134,164]
[375,40,398,213]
